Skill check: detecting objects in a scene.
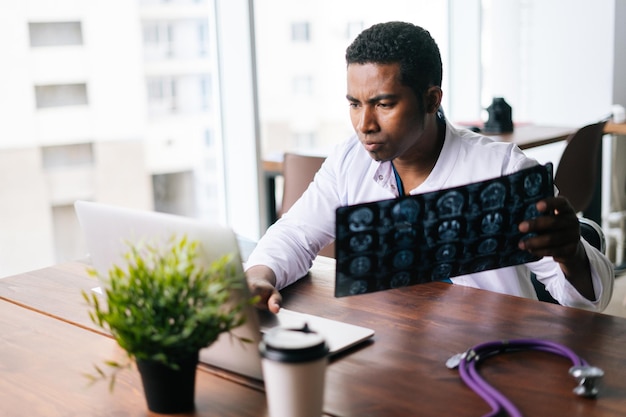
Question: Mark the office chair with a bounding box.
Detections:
[553,120,608,221]
[531,217,607,304]
[279,152,335,258]
[278,153,325,217]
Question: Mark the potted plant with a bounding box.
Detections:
[82,235,253,414]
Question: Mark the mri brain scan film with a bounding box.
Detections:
[335,163,554,297]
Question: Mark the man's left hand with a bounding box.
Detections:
[518,196,581,262]
[518,196,594,300]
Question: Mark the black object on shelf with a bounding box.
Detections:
[484,97,514,134]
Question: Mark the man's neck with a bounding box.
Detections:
[392,117,445,194]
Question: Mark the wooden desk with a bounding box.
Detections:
[286,257,626,417]
[0,301,268,417]
[605,121,626,136]
[0,262,270,417]
[463,121,626,146]
[2,257,626,416]
[482,124,574,149]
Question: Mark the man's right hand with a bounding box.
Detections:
[245,265,282,314]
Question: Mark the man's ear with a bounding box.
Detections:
[425,86,443,114]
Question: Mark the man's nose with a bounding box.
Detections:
[357,106,378,133]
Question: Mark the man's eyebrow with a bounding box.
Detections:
[346,93,398,103]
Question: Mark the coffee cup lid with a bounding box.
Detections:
[259,324,329,363]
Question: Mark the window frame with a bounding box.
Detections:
[213,0,265,238]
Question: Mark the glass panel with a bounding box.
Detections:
[41,143,94,169]
[0,1,227,276]
[51,204,85,263]
[34,84,88,108]
[291,22,310,42]
[29,22,83,47]
[254,1,448,159]
[152,171,196,217]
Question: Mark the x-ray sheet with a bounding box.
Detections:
[334,163,554,297]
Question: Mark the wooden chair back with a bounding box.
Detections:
[279,153,335,258]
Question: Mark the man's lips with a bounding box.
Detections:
[364,142,384,153]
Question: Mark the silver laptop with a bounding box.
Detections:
[74,200,374,380]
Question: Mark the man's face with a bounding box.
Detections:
[346,62,427,162]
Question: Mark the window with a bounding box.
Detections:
[143,22,174,60]
[51,204,85,263]
[29,22,83,47]
[34,84,88,108]
[254,1,448,160]
[293,131,316,149]
[204,129,214,147]
[200,75,211,110]
[291,22,310,42]
[0,0,249,278]
[41,143,94,170]
[292,75,313,96]
[147,77,177,115]
[198,20,209,56]
[153,171,196,217]
[143,22,160,44]
[346,21,363,40]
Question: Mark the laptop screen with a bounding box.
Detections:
[334,163,554,297]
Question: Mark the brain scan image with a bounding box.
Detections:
[480,182,506,210]
[432,263,452,281]
[394,227,417,246]
[334,163,553,297]
[392,199,420,224]
[471,257,495,272]
[524,203,540,220]
[379,214,394,233]
[348,207,375,232]
[509,250,538,264]
[481,212,503,234]
[349,255,372,275]
[436,191,464,217]
[349,233,374,252]
[349,279,369,295]
[436,244,457,261]
[392,249,414,269]
[390,271,411,288]
[438,219,461,241]
[523,172,543,197]
[478,238,498,255]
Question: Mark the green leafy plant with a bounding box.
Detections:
[82,235,254,390]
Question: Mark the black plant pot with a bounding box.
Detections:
[136,352,199,414]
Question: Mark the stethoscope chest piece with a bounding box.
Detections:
[569,365,604,398]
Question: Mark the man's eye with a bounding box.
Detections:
[378,102,392,108]
[349,102,360,108]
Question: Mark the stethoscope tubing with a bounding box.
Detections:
[455,339,590,417]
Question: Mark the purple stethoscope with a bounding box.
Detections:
[446,339,604,417]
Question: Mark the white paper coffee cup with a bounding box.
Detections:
[259,324,329,417]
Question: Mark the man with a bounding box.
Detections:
[245,21,613,313]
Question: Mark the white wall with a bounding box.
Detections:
[481,0,615,126]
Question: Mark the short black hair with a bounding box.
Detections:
[346,21,442,99]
